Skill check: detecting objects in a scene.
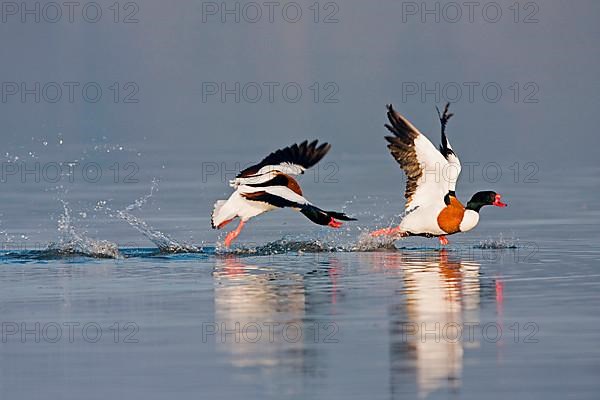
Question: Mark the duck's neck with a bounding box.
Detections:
[466,199,485,212]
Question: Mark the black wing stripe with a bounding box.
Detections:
[237,140,331,178]
[241,191,300,209]
[384,104,423,203]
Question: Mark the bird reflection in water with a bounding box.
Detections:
[211,255,341,395]
[368,249,481,398]
[212,256,306,369]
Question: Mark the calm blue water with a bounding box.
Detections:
[1,147,599,399]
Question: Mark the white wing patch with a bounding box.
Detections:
[230,171,278,188]
[445,152,462,193]
[256,163,305,176]
[230,164,306,188]
[407,134,450,210]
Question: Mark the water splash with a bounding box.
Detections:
[46,201,121,258]
[115,181,201,253]
[352,231,399,251]
[221,232,403,256]
[474,234,519,249]
[351,206,421,251]
[0,224,16,248]
[223,239,345,256]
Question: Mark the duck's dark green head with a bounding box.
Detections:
[466,191,507,212]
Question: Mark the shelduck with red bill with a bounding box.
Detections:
[371,103,507,245]
[211,140,356,247]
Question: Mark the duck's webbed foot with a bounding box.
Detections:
[328,218,343,228]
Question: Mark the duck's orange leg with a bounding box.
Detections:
[370,226,404,237]
[438,235,449,245]
[224,220,245,248]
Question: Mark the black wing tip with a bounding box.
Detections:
[384,104,418,140]
[288,139,331,168]
[320,142,332,153]
[297,139,331,170]
[437,102,455,124]
[385,136,402,147]
[237,139,331,177]
[386,104,398,123]
[437,102,455,159]
[308,139,331,156]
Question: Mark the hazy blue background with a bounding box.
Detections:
[2,0,599,159]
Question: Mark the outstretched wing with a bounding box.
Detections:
[238,140,330,178]
[231,140,331,187]
[436,103,461,193]
[384,104,449,209]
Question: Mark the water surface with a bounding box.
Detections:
[1,166,599,399]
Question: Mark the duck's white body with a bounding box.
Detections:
[399,203,448,236]
[212,184,309,228]
[458,210,480,232]
[212,191,275,228]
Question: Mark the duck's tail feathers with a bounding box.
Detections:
[211,200,228,229]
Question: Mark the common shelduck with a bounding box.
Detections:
[371,104,507,245]
[212,140,356,247]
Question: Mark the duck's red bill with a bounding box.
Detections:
[493,194,507,207]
